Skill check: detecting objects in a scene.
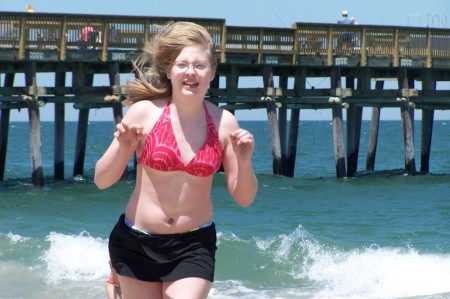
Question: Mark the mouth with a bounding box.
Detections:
[183,81,199,87]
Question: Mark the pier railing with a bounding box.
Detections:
[0,12,449,68]
[1,12,450,182]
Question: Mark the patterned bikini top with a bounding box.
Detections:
[137,101,223,177]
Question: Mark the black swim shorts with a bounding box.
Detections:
[109,214,217,282]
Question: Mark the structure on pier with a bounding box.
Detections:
[1,12,450,185]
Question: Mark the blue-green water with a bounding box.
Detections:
[1,120,450,299]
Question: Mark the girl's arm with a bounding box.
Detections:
[221,111,258,207]
[94,103,146,189]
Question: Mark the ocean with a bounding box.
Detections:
[1,120,449,299]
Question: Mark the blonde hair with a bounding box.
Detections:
[124,21,217,105]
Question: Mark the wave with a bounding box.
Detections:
[215,226,450,299]
[0,232,108,299]
[40,231,110,284]
[1,227,450,299]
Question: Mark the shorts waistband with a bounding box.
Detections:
[123,215,213,235]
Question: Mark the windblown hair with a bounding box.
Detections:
[124,21,218,105]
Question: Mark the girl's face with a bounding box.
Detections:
[168,46,215,99]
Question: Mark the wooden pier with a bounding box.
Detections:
[0,12,450,185]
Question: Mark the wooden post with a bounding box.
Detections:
[286,109,300,177]
[73,109,89,177]
[0,107,10,181]
[346,76,363,177]
[408,77,415,139]
[398,68,416,176]
[25,62,44,186]
[286,70,305,177]
[366,80,383,171]
[331,68,346,178]
[278,75,288,175]
[421,109,434,173]
[73,67,92,177]
[54,72,66,180]
[109,62,127,180]
[0,73,14,181]
[420,70,436,173]
[263,65,282,175]
[225,66,238,115]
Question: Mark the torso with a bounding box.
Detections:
[124,99,223,234]
[137,100,222,177]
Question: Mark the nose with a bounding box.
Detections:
[185,65,196,72]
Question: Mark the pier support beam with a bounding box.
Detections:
[0,73,14,181]
[421,109,434,173]
[263,65,283,175]
[286,70,305,177]
[54,72,66,180]
[420,70,436,173]
[366,80,383,171]
[73,65,92,178]
[346,75,363,177]
[109,62,127,180]
[25,62,44,186]
[331,68,346,178]
[398,68,416,176]
[225,66,238,116]
[278,75,288,175]
[74,108,89,177]
[0,107,9,181]
[286,108,299,177]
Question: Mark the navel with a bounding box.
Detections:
[167,218,174,225]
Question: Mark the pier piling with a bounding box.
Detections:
[25,62,44,186]
[398,69,416,176]
[263,66,283,175]
[346,75,363,177]
[331,68,346,178]
[73,67,92,178]
[54,72,66,180]
[366,80,383,171]
[108,62,127,180]
[0,73,14,181]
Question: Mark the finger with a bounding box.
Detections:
[121,120,131,131]
[131,124,144,134]
[236,132,253,142]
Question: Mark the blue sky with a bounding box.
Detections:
[1,0,449,121]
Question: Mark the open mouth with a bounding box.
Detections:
[183,81,199,87]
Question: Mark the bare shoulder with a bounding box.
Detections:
[204,100,239,138]
[127,98,167,112]
[124,98,169,129]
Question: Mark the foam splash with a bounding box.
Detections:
[7,231,31,244]
[40,231,110,284]
[308,246,450,298]
[257,225,450,299]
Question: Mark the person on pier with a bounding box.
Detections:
[94,21,258,299]
[337,10,355,50]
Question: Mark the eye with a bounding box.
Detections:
[194,63,208,70]
[174,62,188,69]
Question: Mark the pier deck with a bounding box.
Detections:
[1,12,450,183]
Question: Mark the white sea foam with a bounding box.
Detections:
[255,225,450,299]
[40,231,110,284]
[2,227,449,298]
[308,246,450,299]
[6,231,31,244]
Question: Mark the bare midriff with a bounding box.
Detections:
[124,165,214,235]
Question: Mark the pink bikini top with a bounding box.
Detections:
[137,101,222,177]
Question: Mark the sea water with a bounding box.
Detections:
[1,120,449,299]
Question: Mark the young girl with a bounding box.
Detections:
[95,21,258,299]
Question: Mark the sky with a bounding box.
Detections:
[1,0,449,121]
